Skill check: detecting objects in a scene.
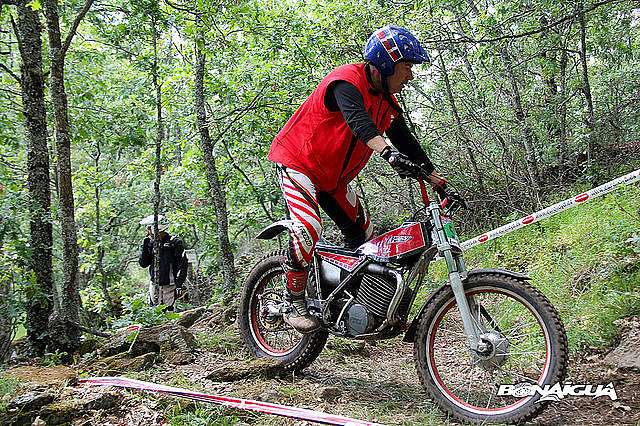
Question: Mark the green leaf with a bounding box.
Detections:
[26,0,42,11]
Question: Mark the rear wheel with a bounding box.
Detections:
[238,250,328,371]
[413,273,567,424]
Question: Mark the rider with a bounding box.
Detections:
[268,25,449,334]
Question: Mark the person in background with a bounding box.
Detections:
[138,214,188,311]
[267,25,454,333]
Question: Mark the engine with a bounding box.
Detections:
[342,273,412,336]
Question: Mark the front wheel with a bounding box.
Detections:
[238,250,328,372]
[414,273,568,424]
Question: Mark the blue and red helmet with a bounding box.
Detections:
[364,26,430,75]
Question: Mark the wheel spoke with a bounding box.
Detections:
[435,327,468,338]
[495,366,539,383]
[501,320,540,336]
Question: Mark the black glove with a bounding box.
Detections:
[380,146,419,178]
[446,191,468,209]
[434,179,468,209]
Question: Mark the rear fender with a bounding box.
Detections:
[402,268,530,343]
[256,220,300,240]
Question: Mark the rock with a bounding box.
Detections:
[604,317,640,370]
[38,400,79,425]
[316,386,341,402]
[83,391,119,411]
[4,366,77,387]
[206,357,286,382]
[99,330,159,359]
[605,346,640,370]
[326,339,370,357]
[175,307,207,328]
[31,416,46,426]
[207,304,237,327]
[8,391,54,412]
[256,389,281,404]
[8,337,31,365]
[98,322,197,365]
[156,326,198,364]
[100,352,157,373]
[188,305,237,332]
[78,336,103,356]
[189,312,215,331]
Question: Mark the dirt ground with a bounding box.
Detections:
[534,353,640,425]
[3,320,640,425]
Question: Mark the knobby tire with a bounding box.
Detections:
[413,272,568,424]
[238,250,328,372]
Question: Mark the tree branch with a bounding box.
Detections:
[436,0,622,45]
[61,0,95,57]
[67,319,111,338]
[10,14,24,60]
[0,63,20,82]
[165,0,196,13]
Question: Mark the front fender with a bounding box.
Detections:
[402,268,530,343]
[466,268,530,281]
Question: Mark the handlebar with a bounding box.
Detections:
[416,167,468,214]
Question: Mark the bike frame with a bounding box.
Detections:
[308,179,483,350]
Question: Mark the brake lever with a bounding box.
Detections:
[440,195,467,217]
[440,199,456,217]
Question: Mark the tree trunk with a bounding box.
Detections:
[558,41,570,171]
[194,16,236,292]
[43,0,86,354]
[0,274,12,362]
[152,14,163,304]
[15,0,54,357]
[463,0,541,205]
[538,13,560,154]
[451,7,485,109]
[94,140,115,312]
[578,4,596,164]
[499,43,541,206]
[175,120,182,165]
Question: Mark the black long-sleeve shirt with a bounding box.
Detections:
[325,80,434,175]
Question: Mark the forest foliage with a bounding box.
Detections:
[0,0,639,355]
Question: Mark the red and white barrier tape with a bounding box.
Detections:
[80,376,383,426]
[460,169,640,251]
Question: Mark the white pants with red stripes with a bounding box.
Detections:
[276,165,373,269]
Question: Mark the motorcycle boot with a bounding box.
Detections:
[282,261,321,334]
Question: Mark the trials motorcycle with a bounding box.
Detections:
[238,176,567,424]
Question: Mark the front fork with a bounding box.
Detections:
[429,202,487,353]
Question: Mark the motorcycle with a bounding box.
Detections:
[238,175,567,424]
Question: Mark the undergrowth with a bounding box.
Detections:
[0,373,19,414]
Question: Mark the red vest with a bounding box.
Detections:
[268,63,401,192]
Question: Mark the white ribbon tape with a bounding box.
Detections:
[460,169,640,250]
[81,376,384,426]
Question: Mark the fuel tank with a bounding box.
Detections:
[357,222,430,263]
